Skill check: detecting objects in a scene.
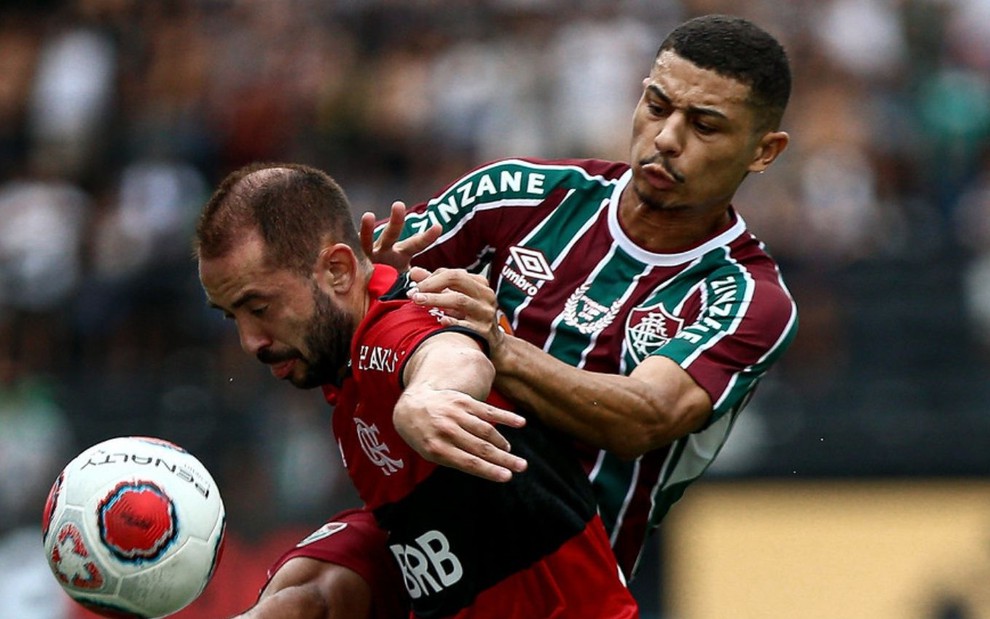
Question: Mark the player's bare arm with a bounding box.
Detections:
[409,269,713,459]
[494,338,712,458]
[359,201,441,272]
[232,557,373,619]
[394,330,528,482]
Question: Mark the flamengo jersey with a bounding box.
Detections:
[261,508,409,619]
[324,265,638,618]
[391,158,799,576]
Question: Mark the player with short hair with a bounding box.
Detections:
[365,13,798,577]
[221,13,798,616]
[199,163,639,618]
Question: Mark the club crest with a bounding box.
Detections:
[625,302,686,363]
[355,418,404,475]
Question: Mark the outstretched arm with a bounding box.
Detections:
[394,331,528,482]
[407,269,712,458]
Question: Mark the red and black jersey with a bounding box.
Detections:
[262,508,409,619]
[324,265,638,618]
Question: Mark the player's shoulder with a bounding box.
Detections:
[332,507,379,528]
[294,508,386,549]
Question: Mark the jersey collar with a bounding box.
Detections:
[607,168,748,266]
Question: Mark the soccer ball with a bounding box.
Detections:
[42,436,226,618]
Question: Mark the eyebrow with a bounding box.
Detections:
[207,291,266,312]
[646,84,729,121]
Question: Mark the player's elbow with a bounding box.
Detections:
[610,399,711,460]
[608,421,663,459]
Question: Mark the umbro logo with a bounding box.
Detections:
[501,246,554,297]
[508,246,554,280]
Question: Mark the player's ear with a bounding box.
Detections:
[748,130,789,174]
[315,243,360,295]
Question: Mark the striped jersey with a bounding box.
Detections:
[391,157,799,576]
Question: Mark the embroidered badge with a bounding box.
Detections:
[563,284,622,334]
[625,302,686,363]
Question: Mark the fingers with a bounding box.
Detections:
[376,201,407,251]
[396,221,442,256]
[412,268,490,295]
[473,402,526,429]
[359,211,378,257]
[415,410,529,483]
[362,201,443,271]
[413,293,478,323]
[409,270,497,325]
[429,430,529,484]
[447,449,528,483]
[359,201,405,257]
[394,396,529,483]
[408,266,432,283]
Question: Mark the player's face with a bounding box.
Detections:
[628,50,767,215]
[199,230,353,389]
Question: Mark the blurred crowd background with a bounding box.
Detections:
[1,0,989,617]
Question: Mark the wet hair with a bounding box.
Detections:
[195,162,364,275]
[658,14,791,130]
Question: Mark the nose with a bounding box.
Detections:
[237,320,271,357]
[654,113,685,157]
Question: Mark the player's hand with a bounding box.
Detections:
[407,267,507,356]
[394,387,527,483]
[360,201,441,272]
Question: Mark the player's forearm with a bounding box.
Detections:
[395,333,527,481]
[403,337,495,401]
[492,334,704,458]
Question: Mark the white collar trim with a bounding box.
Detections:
[606,169,747,266]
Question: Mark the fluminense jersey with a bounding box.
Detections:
[324,265,638,619]
[388,158,799,576]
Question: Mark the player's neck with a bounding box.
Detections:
[618,196,733,254]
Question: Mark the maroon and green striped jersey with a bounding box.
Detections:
[386,157,799,577]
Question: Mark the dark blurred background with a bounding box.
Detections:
[1,0,988,617]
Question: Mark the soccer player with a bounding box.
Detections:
[363,13,799,577]
[198,163,639,618]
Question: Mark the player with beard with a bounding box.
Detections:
[212,14,798,616]
[198,163,639,618]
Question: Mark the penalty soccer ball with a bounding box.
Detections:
[42,436,226,618]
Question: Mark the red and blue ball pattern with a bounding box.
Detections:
[98,481,177,563]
